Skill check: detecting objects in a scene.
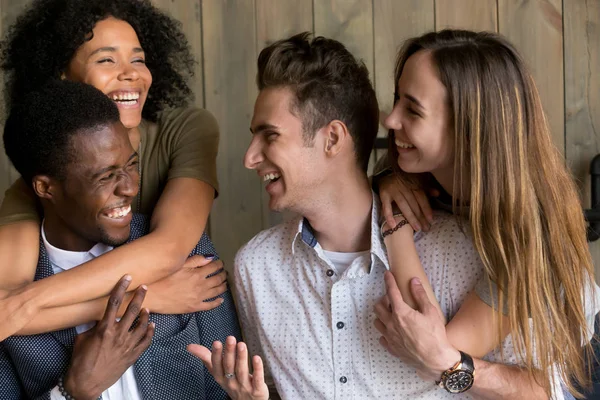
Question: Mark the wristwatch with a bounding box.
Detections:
[437,351,475,393]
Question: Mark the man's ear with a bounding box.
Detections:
[32,175,58,202]
[323,120,350,157]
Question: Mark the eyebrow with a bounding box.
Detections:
[404,93,425,110]
[91,152,138,180]
[89,46,145,57]
[249,123,279,134]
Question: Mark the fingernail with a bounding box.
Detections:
[205,254,215,260]
[144,308,150,313]
[150,322,156,328]
[412,278,422,285]
[124,275,132,281]
[141,285,148,290]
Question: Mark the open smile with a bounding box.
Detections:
[107,90,143,109]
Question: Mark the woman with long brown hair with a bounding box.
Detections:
[376,29,598,398]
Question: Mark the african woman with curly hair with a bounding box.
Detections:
[0,0,226,340]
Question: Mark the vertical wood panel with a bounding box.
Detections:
[564,0,600,278]
[152,0,204,107]
[256,0,313,228]
[498,0,564,153]
[203,0,260,267]
[373,0,435,160]
[435,0,497,31]
[313,0,373,73]
[256,0,313,48]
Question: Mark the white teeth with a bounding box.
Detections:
[111,93,140,101]
[395,139,415,149]
[106,205,131,219]
[262,173,281,182]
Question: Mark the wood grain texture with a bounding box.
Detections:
[152,0,204,107]
[373,0,435,162]
[564,0,600,278]
[435,0,497,31]
[498,0,564,153]
[256,0,313,48]
[256,0,313,228]
[202,0,261,267]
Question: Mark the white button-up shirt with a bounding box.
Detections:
[234,195,585,399]
[42,226,143,400]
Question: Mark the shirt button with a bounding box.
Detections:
[326,269,335,277]
[339,376,348,384]
[336,321,345,329]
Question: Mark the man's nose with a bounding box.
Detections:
[244,136,264,170]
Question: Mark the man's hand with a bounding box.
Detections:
[374,271,459,381]
[378,174,434,232]
[63,275,154,400]
[147,255,227,314]
[188,336,269,400]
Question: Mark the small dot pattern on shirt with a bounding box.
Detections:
[0,214,241,400]
[234,197,511,400]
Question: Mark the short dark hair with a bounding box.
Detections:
[1,0,195,122]
[3,80,120,184]
[257,32,379,172]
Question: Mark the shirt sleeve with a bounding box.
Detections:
[161,107,220,195]
[0,178,40,227]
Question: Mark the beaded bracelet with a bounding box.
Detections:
[58,375,101,400]
[58,375,76,400]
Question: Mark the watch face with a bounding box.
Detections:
[444,370,474,393]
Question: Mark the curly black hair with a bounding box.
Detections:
[4,80,121,183]
[1,0,195,122]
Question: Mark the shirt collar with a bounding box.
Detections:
[41,220,113,271]
[291,191,389,272]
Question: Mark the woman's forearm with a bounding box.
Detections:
[445,291,510,358]
[384,222,445,321]
[385,220,510,358]
[17,297,107,335]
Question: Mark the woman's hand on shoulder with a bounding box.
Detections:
[145,255,227,314]
[379,174,433,232]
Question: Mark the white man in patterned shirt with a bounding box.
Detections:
[189,32,556,400]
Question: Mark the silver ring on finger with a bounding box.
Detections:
[225,372,235,379]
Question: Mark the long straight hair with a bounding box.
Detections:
[389,29,594,396]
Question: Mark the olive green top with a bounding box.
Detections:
[0,106,220,225]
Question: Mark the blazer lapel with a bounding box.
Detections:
[36,239,77,349]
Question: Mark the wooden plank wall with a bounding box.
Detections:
[0,0,598,275]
